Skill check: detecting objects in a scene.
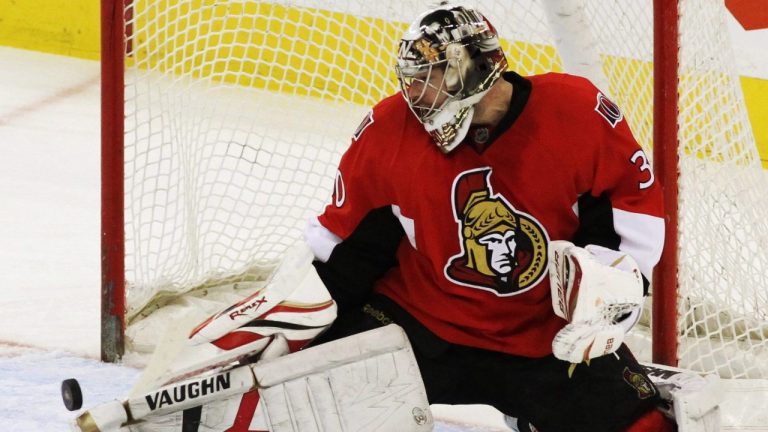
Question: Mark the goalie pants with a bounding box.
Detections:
[312,294,664,432]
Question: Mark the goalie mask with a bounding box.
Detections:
[395,4,508,153]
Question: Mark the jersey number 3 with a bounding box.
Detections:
[630,149,654,190]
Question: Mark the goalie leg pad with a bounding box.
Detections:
[644,363,724,432]
[74,325,432,432]
[256,324,433,432]
[668,374,723,432]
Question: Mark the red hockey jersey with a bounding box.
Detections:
[308,72,664,357]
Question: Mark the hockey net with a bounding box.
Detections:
[105,0,768,378]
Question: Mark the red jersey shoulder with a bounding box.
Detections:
[529,72,598,100]
[528,72,624,128]
[352,93,411,144]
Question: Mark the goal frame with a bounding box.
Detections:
[101,0,126,362]
[98,0,684,364]
[651,0,680,368]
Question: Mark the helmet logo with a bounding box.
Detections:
[444,168,548,296]
[414,39,440,63]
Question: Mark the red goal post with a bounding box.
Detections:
[100,0,767,381]
[652,0,680,369]
[101,0,126,362]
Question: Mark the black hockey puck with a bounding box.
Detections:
[61,378,83,411]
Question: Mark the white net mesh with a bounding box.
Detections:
[675,0,768,379]
[121,0,767,377]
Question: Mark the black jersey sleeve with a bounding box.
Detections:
[312,206,404,313]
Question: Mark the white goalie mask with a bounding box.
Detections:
[395,4,508,153]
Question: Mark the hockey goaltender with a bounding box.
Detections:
[70,3,726,432]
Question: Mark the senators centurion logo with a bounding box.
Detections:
[444,168,549,296]
[622,367,657,400]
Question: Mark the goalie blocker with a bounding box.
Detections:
[71,324,433,432]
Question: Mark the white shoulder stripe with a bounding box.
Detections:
[392,205,417,250]
[304,217,342,263]
[612,208,665,279]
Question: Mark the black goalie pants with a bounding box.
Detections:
[311,294,664,432]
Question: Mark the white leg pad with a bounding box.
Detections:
[256,324,433,432]
[672,374,723,432]
[644,363,724,432]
